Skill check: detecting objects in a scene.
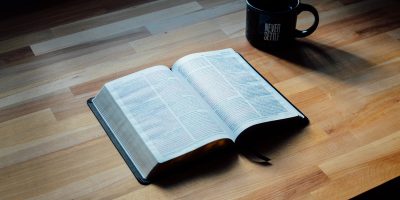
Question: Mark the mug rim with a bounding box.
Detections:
[246,0,300,14]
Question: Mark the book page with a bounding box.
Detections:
[172,49,302,139]
[104,66,232,163]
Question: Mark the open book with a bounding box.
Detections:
[87,48,308,184]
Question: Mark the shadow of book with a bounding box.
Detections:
[236,117,308,164]
[153,116,309,186]
[153,140,238,187]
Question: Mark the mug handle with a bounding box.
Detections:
[295,3,319,38]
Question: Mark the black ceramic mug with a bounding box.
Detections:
[246,0,319,50]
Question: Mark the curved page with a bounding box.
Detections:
[172,49,302,139]
[103,66,233,163]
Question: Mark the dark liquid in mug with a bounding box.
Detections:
[249,0,297,12]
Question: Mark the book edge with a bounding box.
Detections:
[87,97,151,185]
[236,52,310,125]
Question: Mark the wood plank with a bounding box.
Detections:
[235,167,329,199]
[313,153,400,199]
[30,2,203,55]
[0,108,56,133]
[319,131,400,176]
[0,31,142,96]
[0,116,102,168]
[0,0,154,40]
[146,0,245,34]
[0,46,34,65]
[0,30,54,55]
[313,131,400,199]
[50,0,193,37]
[318,0,398,27]
[130,21,221,52]
[0,137,127,200]
[0,89,71,123]
[313,5,400,47]
[27,165,139,200]
[1,26,149,67]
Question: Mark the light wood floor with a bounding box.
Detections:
[0,0,399,199]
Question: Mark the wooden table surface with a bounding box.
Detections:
[0,0,399,199]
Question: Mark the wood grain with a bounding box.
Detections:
[0,0,399,199]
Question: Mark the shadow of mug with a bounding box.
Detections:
[262,39,379,82]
